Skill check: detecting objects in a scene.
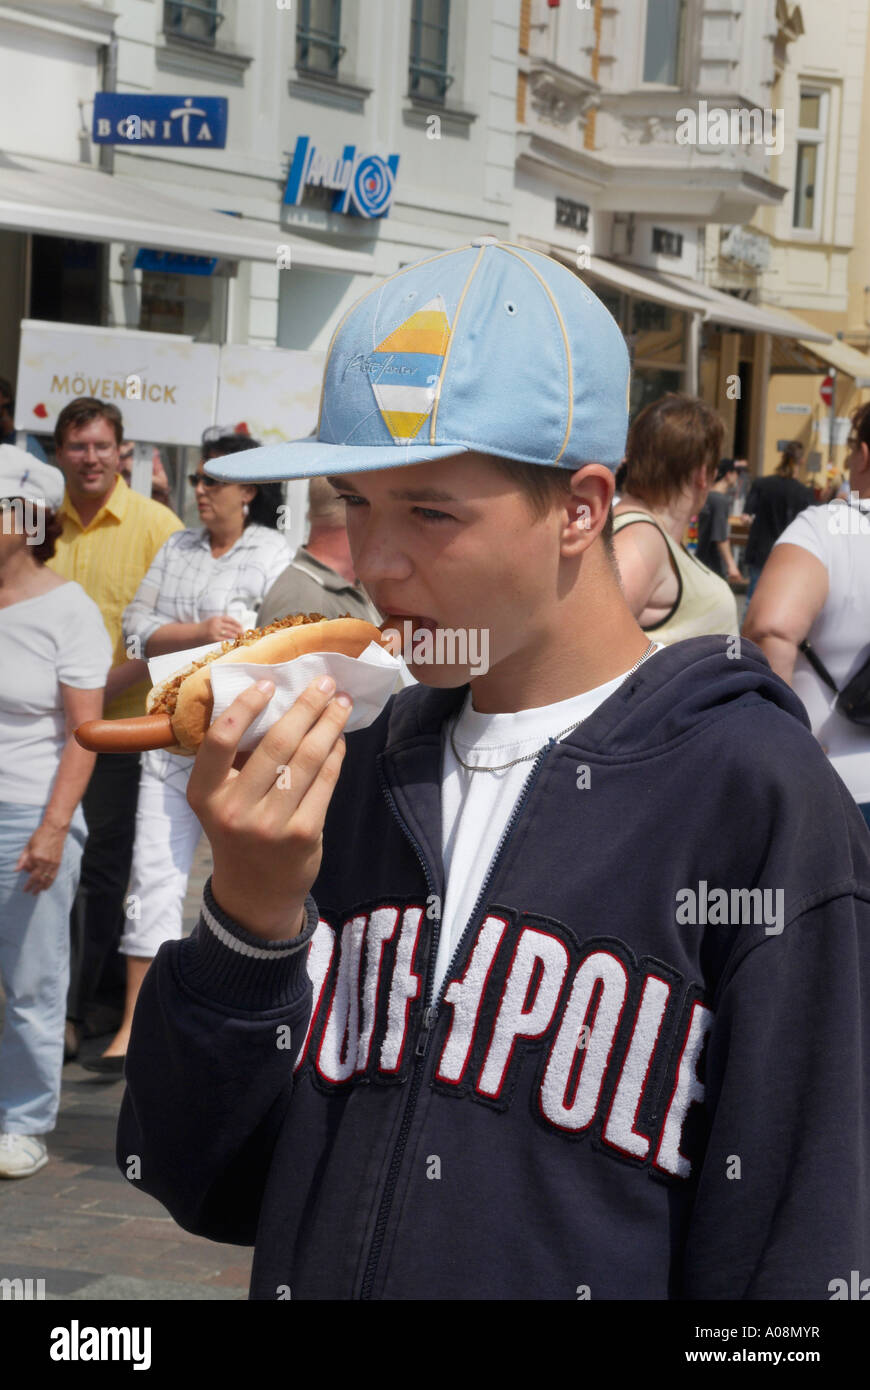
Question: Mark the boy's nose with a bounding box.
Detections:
[351,528,414,587]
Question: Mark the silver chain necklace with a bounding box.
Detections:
[449,641,658,774]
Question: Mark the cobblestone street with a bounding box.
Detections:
[0,836,253,1301]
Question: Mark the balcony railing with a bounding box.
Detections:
[164,0,224,45]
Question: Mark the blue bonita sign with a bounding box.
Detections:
[93,93,228,147]
[283,136,399,219]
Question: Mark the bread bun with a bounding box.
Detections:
[169,616,382,753]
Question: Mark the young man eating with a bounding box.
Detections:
[118,239,870,1300]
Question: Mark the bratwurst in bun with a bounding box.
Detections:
[75,612,400,755]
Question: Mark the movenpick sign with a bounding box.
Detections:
[15,325,326,478]
[15,321,219,445]
[92,93,228,147]
[283,136,399,218]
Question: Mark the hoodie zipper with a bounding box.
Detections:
[359,736,553,1299]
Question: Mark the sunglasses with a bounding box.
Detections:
[188,473,227,489]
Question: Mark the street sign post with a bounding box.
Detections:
[822,371,837,462]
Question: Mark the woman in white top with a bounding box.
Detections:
[612,395,739,643]
[0,447,112,1176]
[85,436,291,1072]
[744,405,870,830]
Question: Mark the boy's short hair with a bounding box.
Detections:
[54,398,123,449]
[623,394,724,507]
[489,455,615,556]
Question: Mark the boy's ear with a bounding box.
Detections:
[560,465,613,555]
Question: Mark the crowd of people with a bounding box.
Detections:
[0,379,868,1180]
[0,396,373,1173]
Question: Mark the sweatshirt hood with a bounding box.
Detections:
[382,636,810,756]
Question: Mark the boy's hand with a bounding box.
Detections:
[187,676,352,940]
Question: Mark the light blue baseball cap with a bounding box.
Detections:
[205,237,630,483]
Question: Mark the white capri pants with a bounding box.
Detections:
[121,748,200,958]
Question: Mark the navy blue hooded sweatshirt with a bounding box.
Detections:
[118,636,870,1299]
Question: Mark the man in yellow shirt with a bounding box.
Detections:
[47,398,182,1058]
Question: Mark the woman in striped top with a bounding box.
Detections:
[82,436,291,1074]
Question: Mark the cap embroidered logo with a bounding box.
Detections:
[368,295,452,445]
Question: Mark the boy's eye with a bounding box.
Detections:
[335,494,454,522]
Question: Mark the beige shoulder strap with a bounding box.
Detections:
[611,509,664,533]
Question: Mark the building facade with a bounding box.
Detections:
[511,0,861,476]
[0,0,518,521]
[3,0,868,495]
[746,0,870,481]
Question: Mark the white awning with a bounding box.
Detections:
[582,255,707,315]
[800,336,870,387]
[541,241,830,343]
[645,270,830,342]
[0,152,374,273]
[748,304,870,384]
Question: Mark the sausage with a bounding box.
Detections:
[76,713,176,753]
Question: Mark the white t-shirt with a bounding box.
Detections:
[0,581,113,805]
[435,647,663,1000]
[774,500,870,802]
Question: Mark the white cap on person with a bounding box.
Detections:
[0,444,65,509]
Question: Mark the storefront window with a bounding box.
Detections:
[630,368,682,418]
[632,299,684,366]
[631,300,669,334]
[139,270,228,343]
[588,280,687,410]
[595,287,624,325]
[29,237,105,326]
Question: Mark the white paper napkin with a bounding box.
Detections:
[147,636,411,752]
[209,640,402,750]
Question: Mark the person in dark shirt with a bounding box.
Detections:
[743,443,813,598]
[696,458,742,582]
[257,477,380,627]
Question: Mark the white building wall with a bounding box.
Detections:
[1,0,518,353]
[0,7,110,163]
[755,0,870,313]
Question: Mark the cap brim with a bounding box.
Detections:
[203,439,470,483]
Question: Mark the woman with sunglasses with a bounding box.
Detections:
[82,435,289,1073]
